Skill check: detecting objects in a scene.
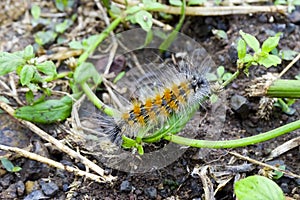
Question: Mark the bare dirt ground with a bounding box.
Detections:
[0,0,299,199]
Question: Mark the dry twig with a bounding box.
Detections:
[0,101,116,182]
[0,144,105,183]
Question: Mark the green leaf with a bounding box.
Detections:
[35,30,58,46]
[14,95,73,123]
[109,4,122,16]
[23,45,35,60]
[210,94,218,103]
[222,72,233,81]
[126,6,141,15]
[262,33,282,53]
[12,166,22,172]
[205,73,218,81]
[54,0,75,12]
[55,19,73,33]
[113,71,125,84]
[212,29,228,40]
[122,135,137,148]
[20,65,35,86]
[134,10,153,32]
[36,61,57,77]
[273,165,285,179]
[68,40,84,50]
[280,49,299,61]
[143,0,166,9]
[74,62,101,84]
[31,4,41,20]
[0,52,25,76]
[239,30,260,52]
[217,66,225,78]
[237,39,247,59]
[234,175,284,200]
[25,90,34,104]
[137,144,144,155]
[1,158,15,172]
[188,0,207,5]
[241,54,254,63]
[169,0,183,6]
[258,54,281,68]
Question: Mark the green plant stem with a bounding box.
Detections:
[221,70,240,88]
[159,0,186,51]
[77,16,122,66]
[267,79,300,98]
[164,119,300,148]
[44,71,72,82]
[80,82,116,116]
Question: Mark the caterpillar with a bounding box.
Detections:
[105,49,212,145]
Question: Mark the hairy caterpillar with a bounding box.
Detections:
[103,49,212,145]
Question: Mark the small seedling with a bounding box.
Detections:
[237,30,282,74]
[0,158,22,173]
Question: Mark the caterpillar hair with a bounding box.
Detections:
[103,49,212,145]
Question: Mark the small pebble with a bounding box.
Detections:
[0,183,17,199]
[280,182,290,194]
[120,180,132,192]
[0,173,14,188]
[230,94,249,118]
[24,190,47,200]
[41,182,59,197]
[16,180,25,196]
[144,187,157,199]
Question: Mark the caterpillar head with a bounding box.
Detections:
[190,73,211,103]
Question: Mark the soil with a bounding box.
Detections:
[0,1,300,200]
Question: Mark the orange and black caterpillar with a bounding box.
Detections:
[108,57,211,145]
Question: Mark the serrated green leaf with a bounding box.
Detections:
[31,4,41,20]
[14,95,73,123]
[0,158,14,172]
[239,30,260,52]
[74,62,101,84]
[20,65,35,86]
[134,10,153,32]
[169,0,183,6]
[23,45,35,60]
[258,54,281,68]
[110,4,122,16]
[234,175,284,200]
[36,61,57,77]
[237,39,247,59]
[0,52,25,76]
[262,33,282,53]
